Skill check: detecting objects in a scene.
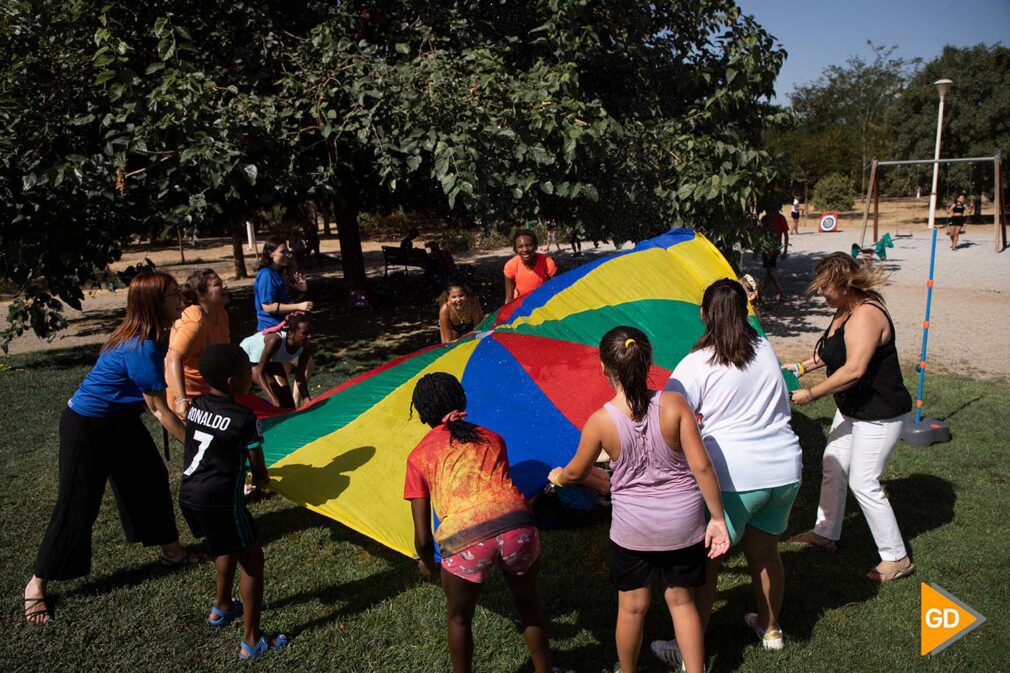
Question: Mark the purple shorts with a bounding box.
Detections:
[441,526,541,583]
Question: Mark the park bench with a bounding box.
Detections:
[381,245,429,276]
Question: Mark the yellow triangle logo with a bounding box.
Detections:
[921,583,986,655]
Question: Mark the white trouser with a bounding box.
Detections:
[813,410,908,561]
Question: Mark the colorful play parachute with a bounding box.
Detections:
[261,228,753,557]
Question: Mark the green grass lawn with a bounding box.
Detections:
[1,343,1007,672]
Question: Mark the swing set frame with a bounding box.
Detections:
[860,152,1007,253]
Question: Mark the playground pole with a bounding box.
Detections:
[904,79,953,447]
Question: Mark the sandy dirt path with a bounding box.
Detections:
[4,216,1008,379]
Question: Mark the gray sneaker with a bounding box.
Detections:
[744,612,785,650]
[649,639,685,671]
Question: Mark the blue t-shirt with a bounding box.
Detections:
[254,267,289,331]
[68,338,168,417]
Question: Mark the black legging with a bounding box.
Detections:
[34,408,179,580]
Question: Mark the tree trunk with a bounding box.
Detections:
[321,201,332,236]
[803,179,810,219]
[334,197,366,288]
[231,219,249,279]
[177,225,186,265]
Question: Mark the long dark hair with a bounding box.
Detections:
[410,372,486,445]
[693,279,759,368]
[259,236,287,270]
[599,326,653,422]
[180,268,219,307]
[103,272,178,351]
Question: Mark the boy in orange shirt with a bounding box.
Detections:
[503,229,557,303]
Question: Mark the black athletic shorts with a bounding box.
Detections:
[181,503,256,557]
[761,251,778,269]
[610,540,706,591]
[791,211,800,221]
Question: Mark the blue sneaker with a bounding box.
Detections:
[238,633,289,660]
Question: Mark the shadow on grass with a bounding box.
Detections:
[704,472,955,673]
[267,517,419,638]
[5,344,101,370]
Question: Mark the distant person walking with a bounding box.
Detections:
[948,194,967,251]
[790,196,803,234]
[757,205,789,301]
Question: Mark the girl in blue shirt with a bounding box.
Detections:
[24,273,205,624]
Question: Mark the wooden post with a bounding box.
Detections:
[872,164,880,244]
[996,154,1007,253]
[859,160,878,248]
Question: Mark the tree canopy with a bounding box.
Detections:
[884,44,1010,198]
[768,42,920,198]
[2,0,786,347]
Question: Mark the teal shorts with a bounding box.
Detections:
[719,482,801,546]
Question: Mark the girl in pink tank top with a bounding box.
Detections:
[548,326,728,673]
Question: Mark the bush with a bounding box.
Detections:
[813,173,856,211]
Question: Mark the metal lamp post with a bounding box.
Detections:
[903,78,953,447]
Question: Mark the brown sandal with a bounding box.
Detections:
[866,560,915,583]
[786,532,837,553]
[24,596,51,624]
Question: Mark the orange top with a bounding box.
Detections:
[403,426,533,554]
[166,305,230,402]
[503,254,557,299]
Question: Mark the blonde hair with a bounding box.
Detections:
[807,252,886,302]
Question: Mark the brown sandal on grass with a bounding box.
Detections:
[24,596,51,624]
[866,559,915,583]
[786,532,838,553]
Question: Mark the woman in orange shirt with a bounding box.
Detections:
[165,269,231,419]
[503,229,558,303]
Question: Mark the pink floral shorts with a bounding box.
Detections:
[441,526,541,583]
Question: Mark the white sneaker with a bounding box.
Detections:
[744,612,784,650]
[649,639,686,671]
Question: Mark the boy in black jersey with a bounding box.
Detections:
[180,343,288,660]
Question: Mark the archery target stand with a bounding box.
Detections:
[819,212,839,232]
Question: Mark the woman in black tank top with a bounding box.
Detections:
[783,253,914,583]
[947,194,967,251]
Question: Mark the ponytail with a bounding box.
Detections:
[599,326,653,422]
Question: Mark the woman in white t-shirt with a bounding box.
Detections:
[651,279,802,666]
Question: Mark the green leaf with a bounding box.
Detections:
[395,43,410,55]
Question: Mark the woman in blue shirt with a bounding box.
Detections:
[24,273,204,623]
[254,237,312,331]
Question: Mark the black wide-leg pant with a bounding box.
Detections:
[34,407,179,581]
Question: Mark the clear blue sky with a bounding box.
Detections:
[739,0,1009,103]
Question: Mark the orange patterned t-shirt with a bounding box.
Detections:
[404,425,534,555]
